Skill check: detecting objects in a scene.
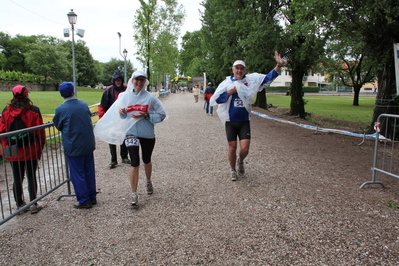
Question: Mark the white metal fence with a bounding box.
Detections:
[360,114,399,189]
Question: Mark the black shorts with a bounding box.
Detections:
[127,137,156,167]
[225,121,251,142]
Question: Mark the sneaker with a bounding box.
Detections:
[237,159,245,176]
[90,199,97,205]
[122,158,131,164]
[74,203,92,209]
[131,192,138,206]
[146,180,153,194]
[231,170,237,181]
[30,204,43,214]
[17,202,29,214]
[109,161,118,169]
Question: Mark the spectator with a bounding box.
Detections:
[204,82,215,115]
[98,70,130,169]
[0,85,45,214]
[53,82,97,209]
[193,85,200,103]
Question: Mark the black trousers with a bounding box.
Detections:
[109,142,128,163]
[10,160,38,207]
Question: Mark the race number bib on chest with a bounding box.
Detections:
[234,98,244,108]
[125,135,140,147]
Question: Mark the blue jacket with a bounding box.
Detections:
[53,97,95,157]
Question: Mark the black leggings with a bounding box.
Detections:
[10,160,38,207]
[127,138,156,167]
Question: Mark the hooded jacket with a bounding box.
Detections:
[98,70,127,118]
[0,104,45,161]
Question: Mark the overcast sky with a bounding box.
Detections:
[1,0,204,69]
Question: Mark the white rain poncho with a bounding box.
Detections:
[94,75,166,145]
[210,73,267,125]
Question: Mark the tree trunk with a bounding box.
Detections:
[352,85,361,106]
[289,69,306,118]
[254,89,267,109]
[370,62,399,135]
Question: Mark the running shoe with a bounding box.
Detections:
[30,204,43,214]
[146,180,153,194]
[231,170,237,181]
[109,161,118,169]
[131,192,138,206]
[122,158,131,164]
[237,159,245,176]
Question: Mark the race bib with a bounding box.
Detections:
[234,98,244,108]
[125,135,140,147]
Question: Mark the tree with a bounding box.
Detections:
[278,0,330,118]
[61,40,99,87]
[324,2,378,106]
[25,42,69,83]
[179,30,206,77]
[133,0,184,85]
[201,0,282,91]
[0,33,38,73]
[99,58,134,86]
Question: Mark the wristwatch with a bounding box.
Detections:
[145,113,150,120]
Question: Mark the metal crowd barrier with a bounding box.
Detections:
[0,123,72,226]
[360,114,399,189]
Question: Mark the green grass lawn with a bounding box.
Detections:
[0,87,104,114]
[266,94,376,124]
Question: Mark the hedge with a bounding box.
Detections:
[0,70,43,83]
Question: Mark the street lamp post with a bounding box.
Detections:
[123,48,128,83]
[117,32,128,84]
[67,9,77,96]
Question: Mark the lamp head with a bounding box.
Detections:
[123,49,128,58]
[67,9,77,25]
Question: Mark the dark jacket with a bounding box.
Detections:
[204,85,215,101]
[98,70,127,118]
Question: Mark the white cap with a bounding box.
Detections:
[233,60,246,67]
[132,70,147,79]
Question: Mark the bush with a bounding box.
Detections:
[0,70,43,83]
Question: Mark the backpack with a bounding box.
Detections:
[7,113,33,147]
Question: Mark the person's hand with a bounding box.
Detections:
[274,51,283,67]
[228,86,237,96]
[119,108,126,116]
[132,111,147,119]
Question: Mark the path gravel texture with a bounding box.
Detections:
[1,92,399,265]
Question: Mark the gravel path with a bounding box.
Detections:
[1,92,399,265]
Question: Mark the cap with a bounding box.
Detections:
[208,82,212,85]
[12,85,29,99]
[132,70,147,79]
[59,82,74,97]
[233,60,246,67]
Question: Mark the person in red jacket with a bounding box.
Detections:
[0,85,45,214]
[98,70,130,169]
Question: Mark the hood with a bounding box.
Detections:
[111,70,124,85]
[7,104,28,118]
